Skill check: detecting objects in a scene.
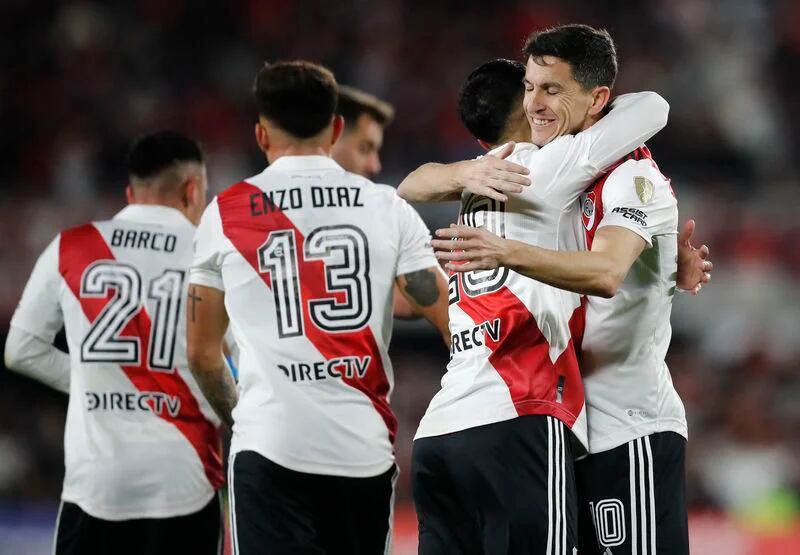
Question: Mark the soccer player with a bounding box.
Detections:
[185,60,450,554]
[403,42,672,553]
[4,131,224,555]
[331,84,419,321]
[432,26,710,555]
[331,84,395,179]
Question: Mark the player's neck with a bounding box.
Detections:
[580,111,603,132]
[127,197,187,217]
[267,144,331,164]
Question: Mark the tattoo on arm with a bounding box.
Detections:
[192,361,237,428]
[189,287,202,322]
[403,269,440,307]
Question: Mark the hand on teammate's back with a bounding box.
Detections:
[431,224,513,272]
[676,219,713,295]
[454,141,531,202]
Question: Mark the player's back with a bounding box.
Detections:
[45,205,222,519]
[192,155,435,477]
[415,141,590,446]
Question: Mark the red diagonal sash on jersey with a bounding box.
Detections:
[59,224,224,489]
[217,182,397,442]
[585,146,664,247]
[455,276,585,427]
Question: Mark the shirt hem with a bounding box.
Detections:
[230,444,395,479]
[61,488,215,521]
[596,219,653,247]
[188,271,225,291]
[414,400,585,447]
[588,418,688,454]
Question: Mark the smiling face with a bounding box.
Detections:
[523,55,609,147]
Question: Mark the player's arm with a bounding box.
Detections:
[5,327,71,393]
[186,284,237,428]
[186,199,237,427]
[395,267,450,345]
[434,225,644,298]
[437,163,678,297]
[393,194,450,345]
[580,92,670,173]
[393,284,420,320]
[397,142,530,203]
[4,236,70,393]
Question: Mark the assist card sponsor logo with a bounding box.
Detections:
[611,207,648,227]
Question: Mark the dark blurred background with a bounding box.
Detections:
[1,0,799,553]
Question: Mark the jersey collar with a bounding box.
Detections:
[264,155,344,173]
[113,204,195,228]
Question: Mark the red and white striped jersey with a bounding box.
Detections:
[414,92,670,450]
[580,147,687,454]
[189,155,437,478]
[9,205,223,520]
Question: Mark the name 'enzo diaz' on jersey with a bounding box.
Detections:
[189,155,437,478]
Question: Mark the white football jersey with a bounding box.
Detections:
[190,155,437,478]
[9,205,223,520]
[414,93,670,451]
[580,147,687,454]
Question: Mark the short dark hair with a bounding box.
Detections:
[127,130,204,180]
[523,24,617,90]
[253,60,338,139]
[337,85,395,128]
[457,59,526,144]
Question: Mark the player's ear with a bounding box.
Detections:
[254,121,270,154]
[331,115,345,146]
[588,86,611,117]
[183,177,197,208]
[478,139,492,151]
[125,185,136,204]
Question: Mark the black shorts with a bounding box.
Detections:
[576,432,688,555]
[54,495,222,555]
[229,450,397,555]
[412,415,577,555]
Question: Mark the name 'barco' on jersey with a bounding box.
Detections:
[249,185,365,215]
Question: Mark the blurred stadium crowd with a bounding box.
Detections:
[1,0,798,548]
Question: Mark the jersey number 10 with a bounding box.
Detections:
[257,225,373,338]
[80,261,185,371]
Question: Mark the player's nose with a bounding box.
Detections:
[368,155,381,177]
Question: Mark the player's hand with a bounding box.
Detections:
[676,219,713,295]
[432,225,513,272]
[453,142,530,202]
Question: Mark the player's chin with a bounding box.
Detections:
[529,124,558,147]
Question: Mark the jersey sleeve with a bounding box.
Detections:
[597,161,678,247]
[530,92,670,208]
[9,235,64,341]
[4,326,71,393]
[576,92,669,176]
[189,199,226,291]
[394,194,438,276]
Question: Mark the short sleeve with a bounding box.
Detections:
[10,235,64,342]
[189,199,226,291]
[394,195,438,276]
[597,160,678,247]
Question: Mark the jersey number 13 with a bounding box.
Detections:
[257,225,372,338]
